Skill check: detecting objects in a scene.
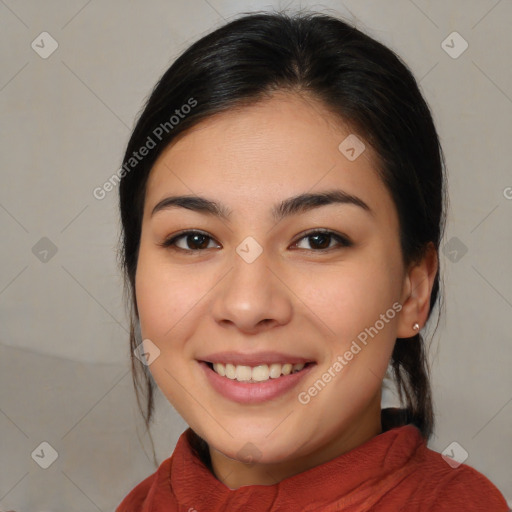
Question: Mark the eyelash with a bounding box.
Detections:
[158,229,353,253]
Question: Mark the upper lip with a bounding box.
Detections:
[199,351,315,366]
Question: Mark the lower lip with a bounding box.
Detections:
[199,361,315,404]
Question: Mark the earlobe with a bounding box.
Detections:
[396,243,438,338]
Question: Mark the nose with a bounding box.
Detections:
[210,246,293,334]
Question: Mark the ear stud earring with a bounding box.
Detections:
[412,322,420,331]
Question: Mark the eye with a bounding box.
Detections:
[159,229,352,253]
[158,230,220,251]
[292,229,353,251]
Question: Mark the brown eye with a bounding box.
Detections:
[293,230,352,251]
[159,229,352,253]
[159,231,220,251]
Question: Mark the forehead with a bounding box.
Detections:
[144,92,394,223]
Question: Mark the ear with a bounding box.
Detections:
[396,242,438,338]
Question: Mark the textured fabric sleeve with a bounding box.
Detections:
[426,464,509,511]
[115,473,155,512]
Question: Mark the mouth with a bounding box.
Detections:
[204,361,314,382]
[198,357,317,404]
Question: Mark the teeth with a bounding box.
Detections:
[225,363,236,380]
[281,363,292,376]
[269,363,282,378]
[252,365,270,382]
[211,362,306,382]
[236,365,252,381]
[213,362,226,377]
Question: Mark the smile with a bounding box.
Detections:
[199,359,316,404]
[208,362,309,382]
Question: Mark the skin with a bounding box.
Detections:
[135,91,438,489]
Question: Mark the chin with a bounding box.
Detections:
[205,426,307,465]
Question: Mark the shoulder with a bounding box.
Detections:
[115,471,156,512]
[412,442,509,511]
[115,429,198,511]
[115,458,171,512]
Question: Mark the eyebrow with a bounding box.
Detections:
[150,189,373,222]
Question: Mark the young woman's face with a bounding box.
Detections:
[135,92,412,476]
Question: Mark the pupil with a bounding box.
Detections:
[311,234,330,249]
[190,234,208,249]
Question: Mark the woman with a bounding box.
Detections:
[115,10,508,511]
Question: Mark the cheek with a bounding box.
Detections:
[134,247,203,342]
[294,258,400,345]
[134,249,202,411]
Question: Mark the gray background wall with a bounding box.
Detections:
[1,1,511,510]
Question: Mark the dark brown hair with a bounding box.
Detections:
[117,9,447,465]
